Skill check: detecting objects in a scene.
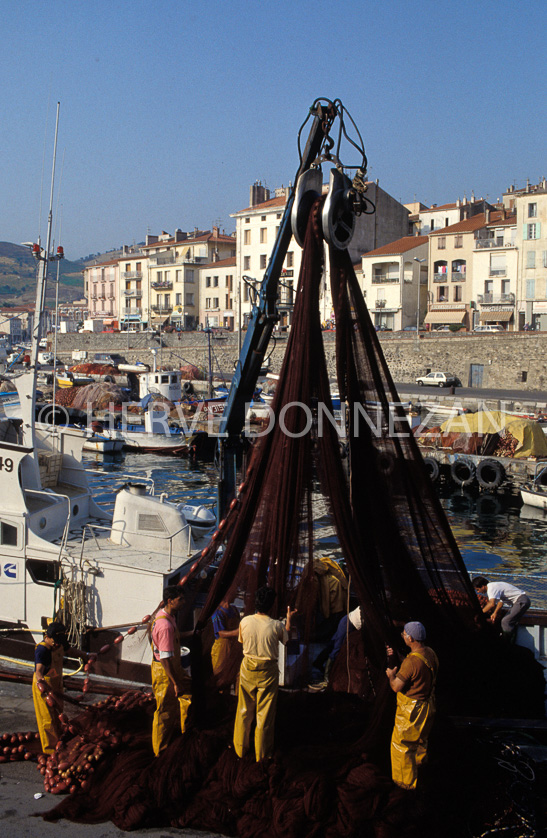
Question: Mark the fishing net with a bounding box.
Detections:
[43,197,545,835]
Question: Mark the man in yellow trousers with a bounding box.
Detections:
[33,622,69,754]
[233,585,296,762]
[386,621,438,790]
[151,585,192,756]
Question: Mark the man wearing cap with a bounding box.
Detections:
[386,621,439,790]
[150,585,192,756]
[33,622,70,754]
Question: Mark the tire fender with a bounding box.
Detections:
[476,459,505,491]
[450,458,476,487]
[423,456,440,482]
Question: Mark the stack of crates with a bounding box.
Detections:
[38,452,62,487]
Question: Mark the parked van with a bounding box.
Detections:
[473,325,504,333]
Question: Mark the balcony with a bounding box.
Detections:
[451,272,466,281]
[477,293,515,305]
[124,289,142,298]
[433,273,449,282]
[489,270,507,277]
[121,271,142,279]
[151,280,173,290]
[372,274,399,284]
[375,300,386,308]
[151,304,173,314]
[475,239,514,249]
[122,307,142,317]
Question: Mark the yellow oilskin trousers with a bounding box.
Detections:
[32,643,64,755]
[233,657,279,761]
[390,690,435,790]
[151,625,192,757]
[211,636,232,675]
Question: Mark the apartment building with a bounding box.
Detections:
[143,228,236,330]
[86,259,119,325]
[199,257,236,329]
[426,210,516,330]
[358,236,429,331]
[417,195,494,235]
[504,180,547,330]
[473,210,517,330]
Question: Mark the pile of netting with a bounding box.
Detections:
[43,198,545,836]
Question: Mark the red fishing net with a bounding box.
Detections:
[42,197,545,835]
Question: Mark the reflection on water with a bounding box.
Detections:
[83,452,547,609]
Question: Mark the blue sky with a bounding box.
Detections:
[1,0,545,258]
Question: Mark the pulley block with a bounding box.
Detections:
[321,168,356,250]
[291,167,323,247]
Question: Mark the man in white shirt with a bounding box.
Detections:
[472,576,530,638]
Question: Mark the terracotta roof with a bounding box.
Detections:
[363,236,429,257]
[233,195,287,215]
[428,202,458,211]
[85,258,120,268]
[429,211,509,236]
[200,257,236,269]
[143,231,235,249]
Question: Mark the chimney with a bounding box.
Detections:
[485,209,490,223]
[526,178,530,193]
[250,181,270,207]
[213,226,219,237]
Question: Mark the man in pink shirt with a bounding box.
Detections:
[151,585,192,756]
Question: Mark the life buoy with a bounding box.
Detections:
[476,459,505,491]
[183,381,194,395]
[423,456,440,482]
[450,458,476,487]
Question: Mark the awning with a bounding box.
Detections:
[150,315,169,325]
[121,315,142,321]
[424,310,466,325]
[479,310,513,322]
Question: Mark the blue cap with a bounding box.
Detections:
[404,621,426,642]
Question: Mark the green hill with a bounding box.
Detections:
[0,242,84,306]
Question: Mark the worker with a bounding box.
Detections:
[33,621,70,754]
[233,585,296,761]
[472,576,531,639]
[386,621,438,790]
[309,605,362,690]
[150,585,192,756]
[211,598,240,676]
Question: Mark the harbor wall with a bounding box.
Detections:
[48,331,547,392]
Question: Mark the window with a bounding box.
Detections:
[213,297,219,308]
[244,256,250,270]
[175,293,182,305]
[260,254,267,269]
[261,215,266,221]
[437,286,448,301]
[445,218,449,227]
[226,275,233,291]
[164,295,170,307]
[244,230,251,245]
[156,271,162,282]
[206,298,211,309]
[287,252,294,268]
[186,270,194,283]
[136,262,141,272]
[430,219,435,231]
[437,237,446,250]
[277,213,282,219]
[543,251,547,269]
[213,276,219,287]
[490,254,506,275]
[454,235,463,248]
[244,217,250,223]
[164,271,170,282]
[527,223,538,240]
[526,279,535,299]
[484,280,493,294]
[27,559,59,585]
[1,522,17,546]
[528,203,537,218]
[225,294,230,308]
[260,228,267,243]
[526,251,536,268]
[453,286,462,302]
[206,276,211,287]
[185,293,194,306]
[501,280,510,295]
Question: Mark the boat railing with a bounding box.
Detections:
[78,519,195,569]
[531,463,547,486]
[29,488,72,561]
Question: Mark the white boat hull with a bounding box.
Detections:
[520,486,547,511]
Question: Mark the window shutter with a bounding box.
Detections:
[523,224,528,240]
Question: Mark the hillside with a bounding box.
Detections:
[0,242,84,306]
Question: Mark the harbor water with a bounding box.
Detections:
[84,451,547,610]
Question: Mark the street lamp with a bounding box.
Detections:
[414,258,426,339]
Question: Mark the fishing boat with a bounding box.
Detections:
[56,370,95,388]
[98,406,192,455]
[0,115,216,681]
[81,428,125,454]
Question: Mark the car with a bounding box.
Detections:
[415,371,457,387]
[473,325,504,333]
